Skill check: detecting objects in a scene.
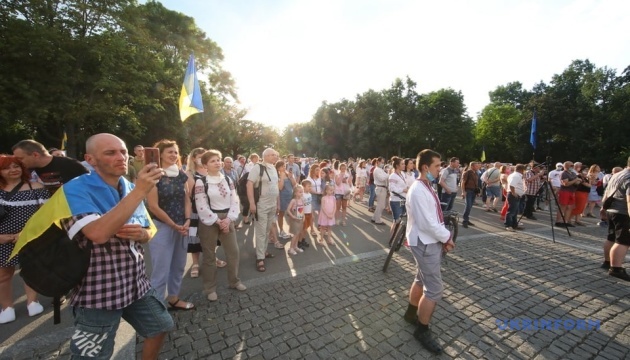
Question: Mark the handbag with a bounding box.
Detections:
[0,181,25,220]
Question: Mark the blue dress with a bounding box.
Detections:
[279,178,293,212]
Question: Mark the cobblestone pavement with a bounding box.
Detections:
[147,231,629,359]
[4,213,630,359]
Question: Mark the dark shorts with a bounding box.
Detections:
[558,190,575,206]
[70,288,173,359]
[606,212,630,246]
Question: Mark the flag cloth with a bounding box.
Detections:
[61,131,67,150]
[11,172,156,259]
[530,110,538,150]
[178,54,204,122]
[481,147,486,162]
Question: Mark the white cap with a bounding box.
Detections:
[556,162,563,168]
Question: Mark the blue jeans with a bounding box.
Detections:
[368,184,376,208]
[505,193,521,228]
[70,288,173,359]
[390,201,404,221]
[441,192,457,211]
[463,190,476,223]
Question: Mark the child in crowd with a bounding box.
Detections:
[318,184,337,246]
[286,185,306,255]
[300,180,313,249]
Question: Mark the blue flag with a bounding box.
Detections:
[179,54,204,122]
[530,110,537,150]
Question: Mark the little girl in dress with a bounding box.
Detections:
[286,185,305,255]
[318,184,337,246]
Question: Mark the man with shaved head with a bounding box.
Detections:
[12,139,88,194]
[22,133,173,358]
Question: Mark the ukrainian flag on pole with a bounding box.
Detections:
[179,54,204,122]
[61,130,67,150]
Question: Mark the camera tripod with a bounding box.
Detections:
[518,179,571,243]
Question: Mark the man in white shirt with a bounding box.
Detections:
[439,157,460,211]
[547,162,564,195]
[505,164,526,231]
[402,149,454,355]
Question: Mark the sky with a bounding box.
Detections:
[157,0,630,130]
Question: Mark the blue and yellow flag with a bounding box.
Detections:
[11,172,156,259]
[178,54,204,122]
[61,131,67,151]
[481,147,486,162]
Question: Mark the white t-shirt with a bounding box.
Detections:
[548,169,562,188]
[303,193,312,214]
[507,172,526,196]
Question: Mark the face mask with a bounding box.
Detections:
[426,170,435,182]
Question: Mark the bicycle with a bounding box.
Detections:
[382,205,458,272]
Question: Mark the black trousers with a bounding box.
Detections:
[524,194,537,217]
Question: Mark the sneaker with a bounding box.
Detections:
[608,268,630,281]
[230,283,247,291]
[0,307,16,324]
[207,292,218,301]
[283,232,293,239]
[295,247,304,253]
[413,328,443,354]
[27,301,44,317]
[600,261,611,270]
[505,227,515,232]
[288,248,297,255]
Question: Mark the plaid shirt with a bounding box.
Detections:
[61,213,151,309]
[525,170,542,195]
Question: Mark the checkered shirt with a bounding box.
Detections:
[61,213,151,309]
[525,170,542,196]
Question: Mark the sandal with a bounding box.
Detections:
[190,264,199,278]
[216,259,227,268]
[271,241,285,249]
[168,298,195,311]
[256,259,266,272]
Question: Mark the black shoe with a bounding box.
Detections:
[404,313,417,325]
[609,268,630,281]
[370,219,375,223]
[565,223,575,227]
[301,239,310,248]
[601,261,611,270]
[526,215,537,220]
[462,222,468,228]
[413,328,443,354]
[554,222,565,227]
[467,221,475,227]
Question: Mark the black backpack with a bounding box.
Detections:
[18,224,92,324]
[236,164,267,203]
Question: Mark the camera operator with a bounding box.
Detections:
[524,161,545,220]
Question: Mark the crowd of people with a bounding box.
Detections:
[1,135,629,358]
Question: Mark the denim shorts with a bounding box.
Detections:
[70,288,173,359]
[390,201,404,221]
[486,185,502,199]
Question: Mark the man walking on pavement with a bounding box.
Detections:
[461,162,480,228]
[600,156,630,281]
[247,148,280,272]
[482,162,502,212]
[403,149,454,355]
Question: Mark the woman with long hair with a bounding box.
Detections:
[584,164,602,218]
[195,150,245,301]
[147,140,194,310]
[0,156,49,324]
[307,164,321,236]
[277,161,296,238]
[354,160,367,202]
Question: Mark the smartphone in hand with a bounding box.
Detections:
[144,147,161,168]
